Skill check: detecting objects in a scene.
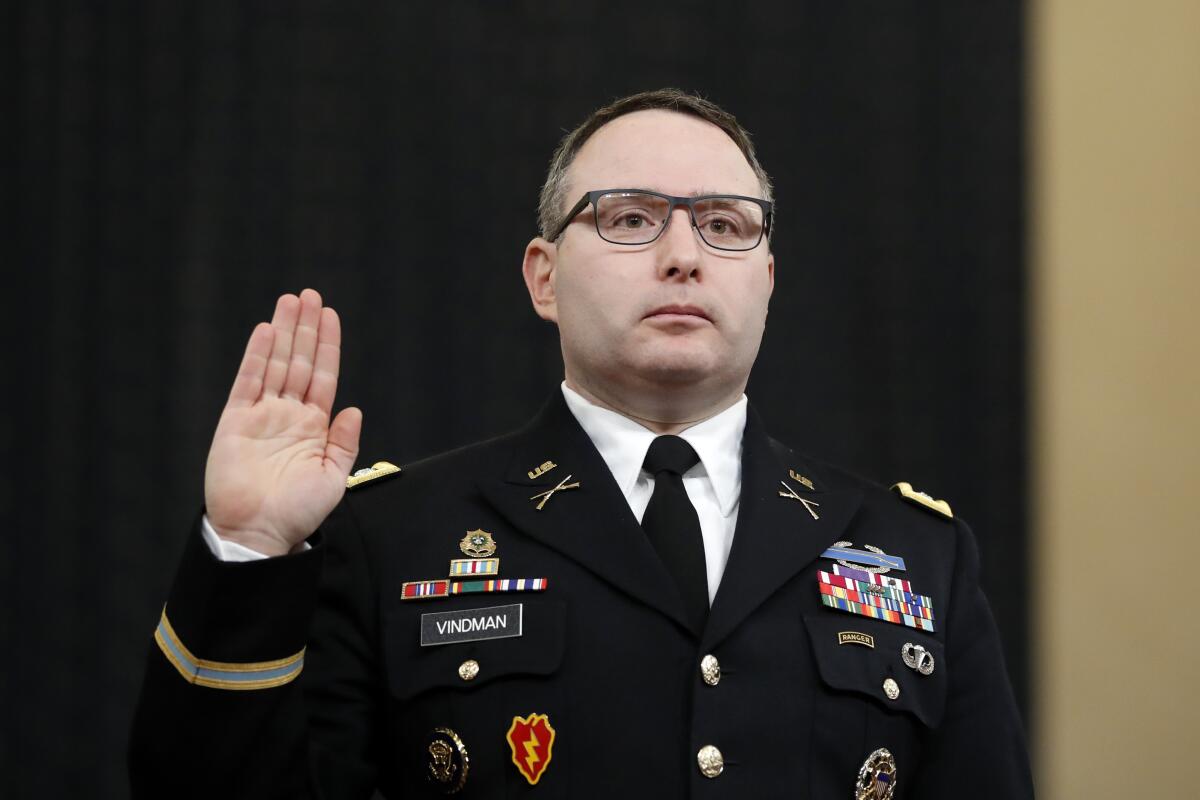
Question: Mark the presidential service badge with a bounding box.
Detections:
[855,747,897,800]
[424,727,469,794]
[506,713,556,785]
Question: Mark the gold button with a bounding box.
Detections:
[700,654,721,686]
[697,745,724,778]
[458,659,479,682]
[882,677,900,700]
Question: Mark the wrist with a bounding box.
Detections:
[208,523,303,558]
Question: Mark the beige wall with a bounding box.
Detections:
[1031,0,1200,795]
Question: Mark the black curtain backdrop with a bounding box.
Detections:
[7,2,1026,796]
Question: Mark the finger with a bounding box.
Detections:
[325,406,362,478]
[226,323,275,408]
[262,293,300,398]
[282,288,323,400]
[305,306,341,417]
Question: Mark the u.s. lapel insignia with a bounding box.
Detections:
[506,712,556,785]
[788,469,815,490]
[460,529,497,558]
[527,460,557,480]
[855,748,897,800]
[424,727,469,793]
[529,474,580,511]
[778,480,821,520]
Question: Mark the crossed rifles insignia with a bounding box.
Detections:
[529,474,581,511]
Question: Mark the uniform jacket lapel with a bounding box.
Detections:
[477,393,696,635]
[701,406,863,651]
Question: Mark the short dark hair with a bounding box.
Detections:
[537,88,774,240]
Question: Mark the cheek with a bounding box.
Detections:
[558,265,633,328]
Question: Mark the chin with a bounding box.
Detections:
[627,348,725,386]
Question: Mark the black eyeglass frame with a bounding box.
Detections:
[547,188,774,251]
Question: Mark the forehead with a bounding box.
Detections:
[567,109,761,199]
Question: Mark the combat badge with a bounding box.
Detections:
[855,748,897,800]
[425,727,469,794]
[507,713,556,785]
[824,541,907,573]
[460,529,497,558]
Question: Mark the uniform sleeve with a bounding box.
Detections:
[908,519,1035,798]
[128,500,382,799]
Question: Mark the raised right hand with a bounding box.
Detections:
[204,289,362,556]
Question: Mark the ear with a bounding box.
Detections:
[767,251,775,296]
[523,237,559,323]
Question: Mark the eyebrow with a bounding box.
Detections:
[624,188,742,198]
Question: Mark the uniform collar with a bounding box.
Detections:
[559,382,746,517]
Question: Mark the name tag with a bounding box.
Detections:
[420,603,523,647]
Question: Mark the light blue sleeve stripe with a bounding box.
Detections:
[156,619,303,682]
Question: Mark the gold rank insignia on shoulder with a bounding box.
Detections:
[346,461,401,489]
[890,481,953,519]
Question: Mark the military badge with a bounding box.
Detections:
[527,460,557,480]
[449,558,499,577]
[817,569,935,632]
[891,481,953,519]
[460,529,497,558]
[824,541,907,573]
[788,469,816,490]
[901,642,935,675]
[778,480,820,519]
[424,727,469,794]
[528,474,581,511]
[346,461,401,489]
[855,747,897,800]
[506,712,556,785]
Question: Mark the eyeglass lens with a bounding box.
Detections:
[594,192,765,250]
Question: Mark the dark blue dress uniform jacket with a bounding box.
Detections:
[129,393,1034,798]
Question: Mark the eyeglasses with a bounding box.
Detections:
[548,189,773,252]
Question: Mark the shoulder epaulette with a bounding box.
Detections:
[346,461,402,489]
[890,481,953,519]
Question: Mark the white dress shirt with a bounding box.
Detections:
[559,383,746,604]
[204,383,748,604]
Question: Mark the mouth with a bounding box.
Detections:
[643,304,712,323]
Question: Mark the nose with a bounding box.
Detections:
[655,205,703,281]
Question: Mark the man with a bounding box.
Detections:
[130,89,1033,798]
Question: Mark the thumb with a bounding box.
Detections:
[326,406,363,477]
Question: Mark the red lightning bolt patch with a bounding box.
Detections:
[506,712,556,785]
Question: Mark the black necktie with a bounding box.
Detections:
[641,435,708,632]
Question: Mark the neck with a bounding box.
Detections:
[564,372,744,435]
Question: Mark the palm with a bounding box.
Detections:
[204,290,362,555]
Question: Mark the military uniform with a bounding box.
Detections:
[129,392,1033,798]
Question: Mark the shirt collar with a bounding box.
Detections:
[560,382,746,517]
